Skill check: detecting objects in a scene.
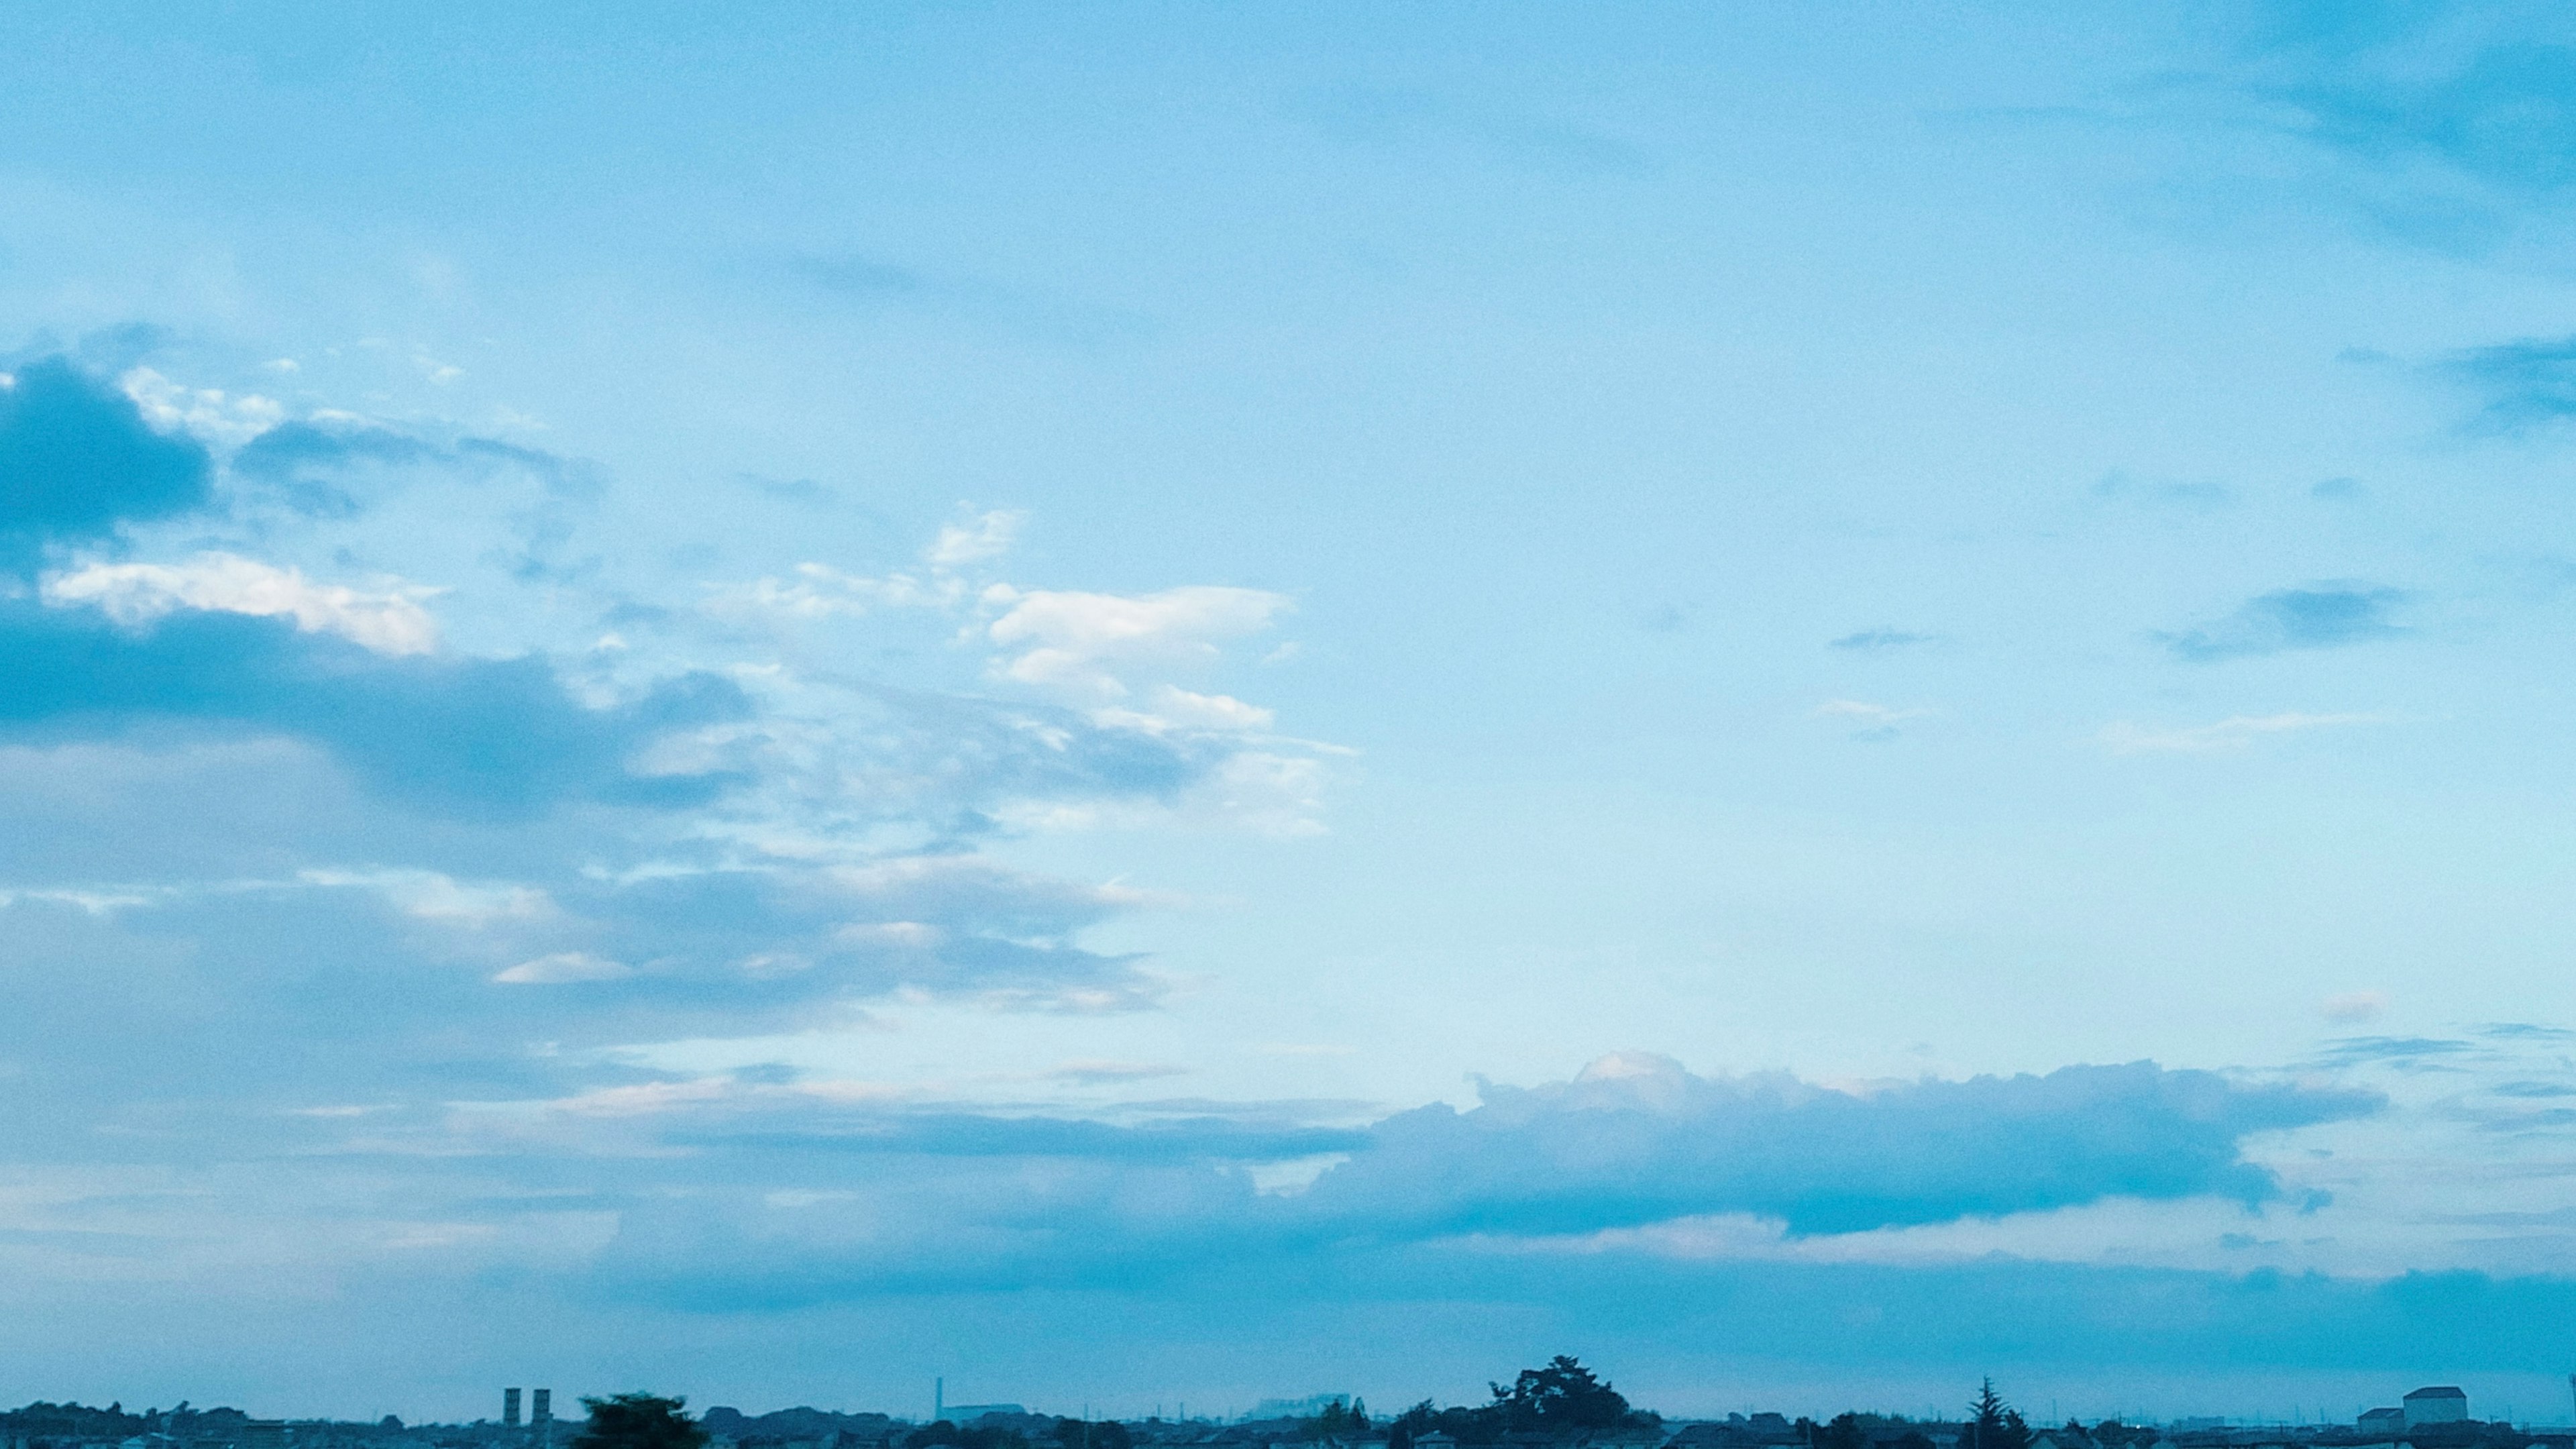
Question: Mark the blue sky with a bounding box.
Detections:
[9,0,2576,1424]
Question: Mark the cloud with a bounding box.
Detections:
[0,358,212,565]
[0,600,743,816]
[1815,699,1930,741]
[1046,1060,1188,1085]
[1296,1053,2378,1240]
[118,366,286,450]
[2093,470,2235,508]
[226,417,579,523]
[2157,583,2409,661]
[1096,685,1277,735]
[43,553,443,656]
[707,562,952,621]
[2311,1035,2475,1067]
[2321,989,2390,1022]
[788,254,928,297]
[254,1049,2356,1315]
[927,508,1024,569]
[1827,628,1936,652]
[2446,334,2576,430]
[1297,85,1654,177]
[984,584,1292,702]
[782,253,1150,346]
[494,951,633,984]
[2250,26,2576,199]
[2100,711,2382,754]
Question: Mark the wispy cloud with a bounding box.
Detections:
[2157,584,2410,661]
[2445,334,2576,431]
[1815,699,1931,741]
[1827,628,1937,652]
[2093,469,2235,509]
[2310,1035,2477,1068]
[1295,85,1654,177]
[2100,710,2383,754]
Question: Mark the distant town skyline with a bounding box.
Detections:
[1,1377,2558,1436]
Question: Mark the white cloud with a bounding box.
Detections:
[706,563,953,621]
[1815,699,1931,739]
[2100,712,2381,755]
[985,584,1291,700]
[119,367,286,449]
[492,952,632,985]
[1815,700,1929,725]
[297,868,551,926]
[1095,684,1278,735]
[43,553,443,656]
[2321,989,2390,1022]
[926,508,1024,568]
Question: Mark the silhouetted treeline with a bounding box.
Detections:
[13,1366,2573,1449]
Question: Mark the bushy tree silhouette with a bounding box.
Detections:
[1818,1413,1870,1449]
[1054,1419,1132,1449]
[908,1423,1027,1449]
[572,1396,707,1449]
[1490,1357,1630,1432]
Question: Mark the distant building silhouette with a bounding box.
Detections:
[2404,1389,2468,1430]
[506,1392,523,1430]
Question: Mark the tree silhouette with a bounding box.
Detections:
[1054,1419,1131,1449]
[1817,1413,1869,1449]
[1490,1357,1631,1432]
[1965,1381,2031,1449]
[572,1397,707,1449]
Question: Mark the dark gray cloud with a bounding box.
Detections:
[0,601,745,818]
[0,358,211,566]
[2159,583,2409,661]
